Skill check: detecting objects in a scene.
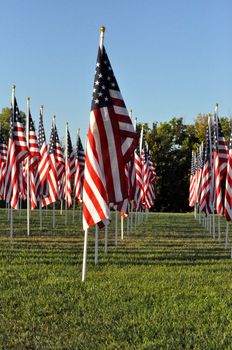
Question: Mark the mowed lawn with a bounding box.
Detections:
[1,209,232,349]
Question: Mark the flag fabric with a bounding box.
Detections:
[213,121,223,215]
[134,147,144,210]
[199,126,212,214]
[41,122,59,207]
[4,97,29,209]
[194,145,203,206]
[74,134,85,203]
[216,119,228,177]
[82,44,137,230]
[35,109,50,200]
[224,124,232,221]
[54,124,65,183]
[0,126,7,199]
[141,141,155,209]
[64,126,75,208]
[189,152,196,207]
[27,111,40,209]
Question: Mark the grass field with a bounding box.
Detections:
[1,209,232,349]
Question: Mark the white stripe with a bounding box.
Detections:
[109,89,123,100]
[113,106,128,116]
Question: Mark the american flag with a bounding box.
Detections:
[82,43,137,229]
[54,124,65,184]
[74,133,85,203]
[64,125,75,208]
[4,96,29,209]
[134,146,144,210]
[141,142,155,209]
[42,121,59,207]
[214,105,228,177]
[213,120,223,215]
[199,126,212,214]
[27,111,40,209]
[194,145,203,206]
[189,151,196,207]
[35,108,50,200]
[224,123,232,221]
[0,126,7,199]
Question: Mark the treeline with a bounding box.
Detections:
[1,106,231,212]
[140,114,231,212]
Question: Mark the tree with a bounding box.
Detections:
[0,107,11,139]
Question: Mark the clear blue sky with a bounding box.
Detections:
[0,0,231,143]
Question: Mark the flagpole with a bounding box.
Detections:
[10,84,16,240]
[52,116,56,227]
[82,229,88,282]
[208,114,215,238]
[72,199,75,224]
[26,97,30,236]
[73,128,79,224]
[121,216,124,240]
[115,210,118,245]
[95,224,99,264]
[65,123,68,226]
[39,105,44,229]
[104,225,108,254]
[127,210,130,235]
[218,215,221,242]
[225,222,229,249]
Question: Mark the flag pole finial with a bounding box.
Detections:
[99,26,105,50]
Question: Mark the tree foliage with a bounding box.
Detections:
[145,115,231,212]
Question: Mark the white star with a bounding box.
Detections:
[107,76,111,81]
[93,88,96,93]
[101,85,106,90]
[105,97,109,101]
[98,92,103,97]
[98,73,103,78]
[111,82,116,87]
[96,62,100,67]
[104,60,107,64]
[95,80,100,85]
[95,99,99,104]
[108,66,112,71]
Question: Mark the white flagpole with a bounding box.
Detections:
[72,199,75,223]
[208,114,215,238]
[95,224,99,264]
[82,229,88,282]
[115,210,118,245]
[104,225,108,254]
[39,200,42,230]
[130,201,134,232]
[39,105,44,229]
[26,97,30,236]
[10,85,15,240]
[218,215,221,242]
[127,209,130,235]
[121,216,124,240]
[225,222,229,249]
[65,123,68,226]
[52,202,55,228]
[60,199,63,215]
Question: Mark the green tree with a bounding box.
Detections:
[0,107,11,139]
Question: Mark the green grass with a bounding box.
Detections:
[1,209,232,349]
